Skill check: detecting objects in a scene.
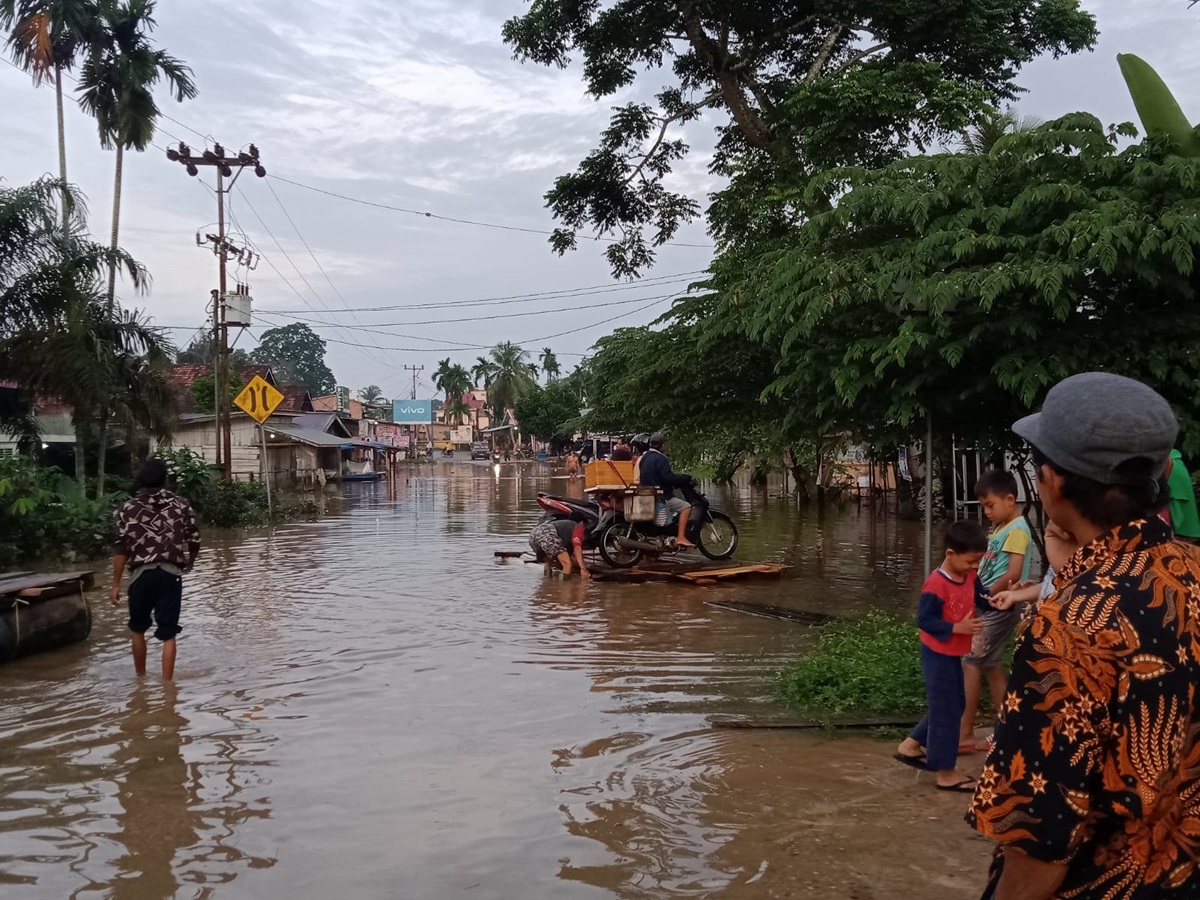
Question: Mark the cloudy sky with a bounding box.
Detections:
[2,0,1198,401]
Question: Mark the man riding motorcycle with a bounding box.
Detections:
[638,433,697,549]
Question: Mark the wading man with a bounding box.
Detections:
[968,373,1200,900]
[111,459,201,681]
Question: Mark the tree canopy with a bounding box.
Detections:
[514,377,580,444]
[504,0,1097,275]
[251,323,336,395]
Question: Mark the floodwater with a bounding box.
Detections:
[0,464,993,899]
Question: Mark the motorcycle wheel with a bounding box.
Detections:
[696,511,739,560]
[599,521,644,569]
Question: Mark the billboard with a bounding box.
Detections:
[392,399,433,424]
[451,425,474,445]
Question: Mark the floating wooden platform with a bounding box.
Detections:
[494,551,526,559]
[706,600,833,625]
[589,561,791,585]
[0,571,95,664]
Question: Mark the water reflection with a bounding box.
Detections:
[0,464,982,898]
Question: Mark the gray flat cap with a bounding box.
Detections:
[1013,372,1178,485]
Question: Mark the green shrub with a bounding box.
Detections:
[0,457,121,567]
[777,612,926,721]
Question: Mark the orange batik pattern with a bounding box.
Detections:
[967,518,1200,899]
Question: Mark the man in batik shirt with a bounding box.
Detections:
[112,459,201,681]
[968,372,1200,900]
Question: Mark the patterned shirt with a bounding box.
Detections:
[967,517,1200,899]
[114,489,201,571]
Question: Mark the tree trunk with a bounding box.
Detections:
[96,406,109,497]
[55,63,68,233]
[106,143,124,309]
[73,413,87,488]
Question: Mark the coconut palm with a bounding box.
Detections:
[958,106,1041,155]
[358,384,384,405]
[471,355,497,390]
[486,342,538,417]
[444,397,471,427]
[0,0,97,228]
[76,0,196,308]
[539,347,561,382]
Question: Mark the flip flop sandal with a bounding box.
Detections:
[936,779,978,793]
[957,742,978,755]
[975,735,996,753]
[893,752,928,770]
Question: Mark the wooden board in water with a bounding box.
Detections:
[705,600,833,625]
[0,571,95,609]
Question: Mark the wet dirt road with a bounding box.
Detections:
[0,465,993,898]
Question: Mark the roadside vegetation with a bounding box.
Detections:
[776,613,926,723]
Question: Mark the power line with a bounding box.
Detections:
[265,271,704,314]
[267,175,714,249]
[260,291,682,329]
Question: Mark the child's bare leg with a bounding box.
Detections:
[985,666,1008,721]
[897,736,924,757]
[131,632,148,676]
[961,663,982,742]
[162,638,177,681]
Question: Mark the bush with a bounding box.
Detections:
[777,612,926,722]
[0,457,121,567]
[163,446,318,527]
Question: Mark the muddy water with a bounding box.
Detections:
[0,465,993,899]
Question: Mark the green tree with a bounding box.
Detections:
[433,358,472,400]
[444,397,471,427]
[504,0,1096,275]
[76,0,196,307]
[726,113,1200,453]
[0,177,172,489]
[538,347,560,382]
[471,355,496,390]
[0,0,96,229]
[358,384,384,405]
[486,342,538,417]
[176,333,250,367]
[190,373,242,414]
[958,105,1041,155]
[251,323,336,395]
[514,378,580,444]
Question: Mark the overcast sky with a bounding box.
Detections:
[2,0,1198,401]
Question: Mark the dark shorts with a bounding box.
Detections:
[128,568,183,641]
[963,607,1021,667]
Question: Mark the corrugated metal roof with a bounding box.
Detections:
[266,424,347,448]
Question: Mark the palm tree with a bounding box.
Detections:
[471,355,497,390]
[76,0,196,309]
[0,0,96,229]
[539,347,561,382]
[444,397,471,427]
[487,342,538,417]
[433,360,471,401]
[359,385,384,405]
[958,106,1041,155]
[0,176,166,488]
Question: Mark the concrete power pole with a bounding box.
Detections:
[168,142,266,481]
[404,365,425,448]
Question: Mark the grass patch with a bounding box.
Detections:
[776,612,926,723]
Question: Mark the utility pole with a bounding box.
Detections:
[169,142,266,480]
[404,365,425,450]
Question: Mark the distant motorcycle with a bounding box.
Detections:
[597,485,738,568]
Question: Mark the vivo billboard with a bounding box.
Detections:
[393,399,433,424]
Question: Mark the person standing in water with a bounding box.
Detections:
[111,459,201,680]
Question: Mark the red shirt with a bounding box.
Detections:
[917,569,985,656]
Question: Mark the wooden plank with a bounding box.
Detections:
[0,572,37,592]
[0,572,94,598]
[672,564,788,582]
[494,551,525,559]
[710,715,922,730]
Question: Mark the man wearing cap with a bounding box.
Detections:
[968,373,1200,899]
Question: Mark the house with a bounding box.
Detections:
[312,394,364,420]
[0,383,80,460]
[166,364,285,415]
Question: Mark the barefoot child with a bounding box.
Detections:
[895,521,987,792]
[960,470,1033,751]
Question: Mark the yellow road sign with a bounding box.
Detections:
[234,375,285,424]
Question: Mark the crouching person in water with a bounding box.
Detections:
[111,459,201,680]
[529,519,591,580]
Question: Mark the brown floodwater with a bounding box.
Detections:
[0,464,994,899]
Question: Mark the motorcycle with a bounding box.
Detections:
[535,492,610,549]
[597,485,739,568]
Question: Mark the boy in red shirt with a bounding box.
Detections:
[894,521,987,791]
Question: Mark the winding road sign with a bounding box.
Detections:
[234,375,284,424]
